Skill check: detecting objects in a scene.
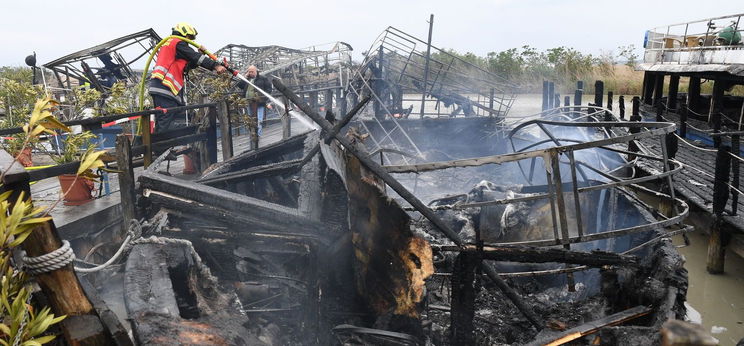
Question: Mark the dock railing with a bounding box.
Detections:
[643,13,744,66]
[0,102,234,181]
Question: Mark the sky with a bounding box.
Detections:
[0,0,742,67]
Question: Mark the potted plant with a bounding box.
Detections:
[49,131,99,205]
[1,133,37,167]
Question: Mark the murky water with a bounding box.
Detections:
[674,232,744,345]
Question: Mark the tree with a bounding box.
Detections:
[617,45,639,69]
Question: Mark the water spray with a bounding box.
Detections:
[137,36,318,134]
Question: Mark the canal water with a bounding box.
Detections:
[406,93,744,343]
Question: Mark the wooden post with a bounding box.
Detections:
[687,76,701,114]
[619,95,626,120]
[542,80,550,111]
[140,111,153,167]
[628,97,642,161]
[281,96,291,140]
[709,79,726,126]
[116,135,136,228]
[574,81,583,116]
[339,89,348,117]
[679,106,688,138]
[653,74,665,109]
[206,105,218,166]
[708,145,731,274]
[450,253,477,345]
[643,72,655,105]
[547,82,555,109]
[554,93,560,110]
[667,75,680,111]
[656,99,665,122]
[607,91,613,111]
[324,89,334,114]
[217,101,233,161]
[0,152,110,345]
[309,91,319,114]
[594,80,604,108]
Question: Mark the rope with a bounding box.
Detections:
[22,240,75,275]
[21,219,144,275]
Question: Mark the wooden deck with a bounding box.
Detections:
[33,118,313,238]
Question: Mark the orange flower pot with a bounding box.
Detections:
[58,174,94,206]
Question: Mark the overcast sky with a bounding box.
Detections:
[1,0,741,67]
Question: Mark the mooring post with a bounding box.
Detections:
[450,253,477,346]
[641,71,652,104]
[667,74,680,111]
[619,95,626,120]
[688,76,701,114]
[653,74,665,109]
[679,105,688,138]
[628,97,642,161]
[217,100,233,160]
[116,135,137,228]
[594,80,604,108]
[731,135,740,216]
[573,81,583,117]
[554,93,560,111]
[709,80,726,149]
[563,96,570,115]
[542,80,550,111]
[607,91,613,111]
[548,81,555,109]
[708,145,732,274]
[0,151,110,345]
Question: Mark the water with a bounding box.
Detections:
[674,232,744,345]
[238,75,319,131]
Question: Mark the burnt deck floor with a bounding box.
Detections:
[32,118,312,239]
[635,109,744,259]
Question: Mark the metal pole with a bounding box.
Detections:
[420,14,434,117]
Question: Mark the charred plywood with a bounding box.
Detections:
[345,152,433,318]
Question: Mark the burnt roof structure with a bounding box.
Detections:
[347,26,519,120]
[43,29,161,91]
[215,42,353,92]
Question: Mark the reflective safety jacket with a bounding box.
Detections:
[149,37,217,101]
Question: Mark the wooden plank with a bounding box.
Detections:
[218,101,233,160]
[529,306,652,346]
[436,245,638,267]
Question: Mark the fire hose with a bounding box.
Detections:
[136,36,317,136]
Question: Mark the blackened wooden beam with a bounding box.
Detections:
[198,159,303,185]
[450,253,477,345]
[527,306,652,346]
[139,170,322,233]
[272,79,544,329]
[437,244,638,266]
[145,190,324,239]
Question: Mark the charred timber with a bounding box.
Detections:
[197,159,303,185]
[436,245,638,266]
[273,79,545,330]
[139,170,323,235]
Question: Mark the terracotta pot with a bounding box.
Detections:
[15,147,33,167]
[182,154,197,175]
[58,174,94,206]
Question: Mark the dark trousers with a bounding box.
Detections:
[151,94,186,133]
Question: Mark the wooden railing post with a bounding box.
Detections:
[0,151,110,345]
[140,112,153,168]
[218,101,233,160]
[116,135,137,228]
[206,105,218,167]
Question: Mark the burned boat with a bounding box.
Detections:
[74,84,689,345]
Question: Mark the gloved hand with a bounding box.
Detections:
[214,65,227,74]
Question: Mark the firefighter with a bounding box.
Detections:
[149,22,226,132]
